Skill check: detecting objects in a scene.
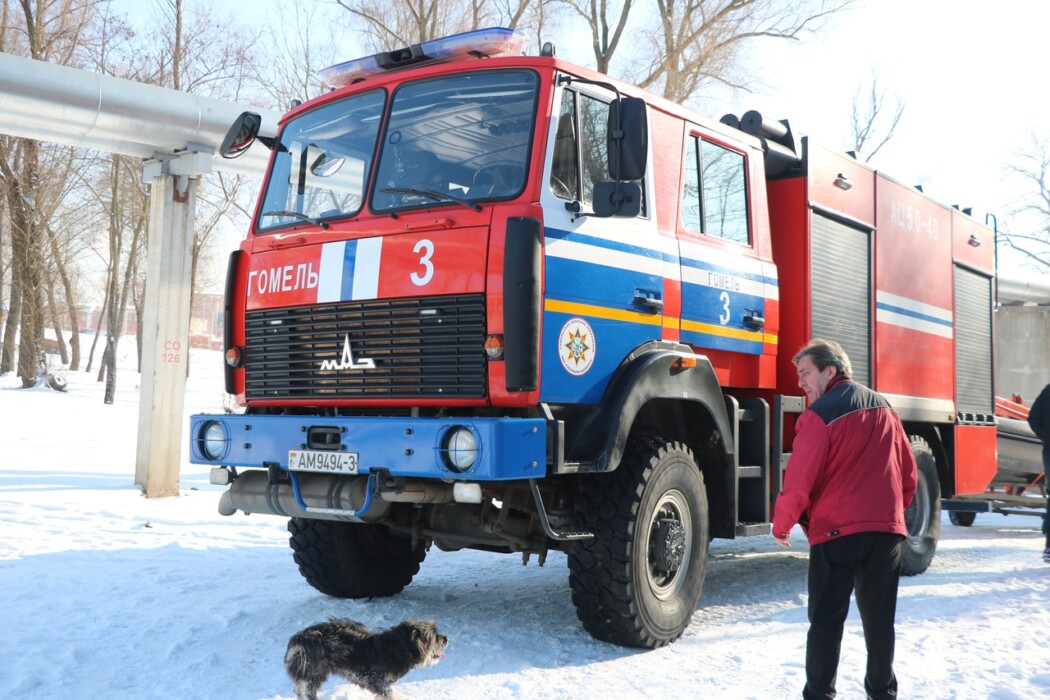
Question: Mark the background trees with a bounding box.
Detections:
[0,0,100,386]
[1002,132,1050,273]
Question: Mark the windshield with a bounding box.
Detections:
[371,69,539,213]
[257,89,385,231]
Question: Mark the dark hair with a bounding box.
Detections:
[793,338,852,378]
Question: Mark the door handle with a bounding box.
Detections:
[633,289,663,313]
[743,308,765,330]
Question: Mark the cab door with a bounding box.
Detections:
[538,79,677,404]
[676,128,779,387]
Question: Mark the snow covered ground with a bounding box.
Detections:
[2,344,1049,699]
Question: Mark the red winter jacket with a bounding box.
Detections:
[773,374,918,546]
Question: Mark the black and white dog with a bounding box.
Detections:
[284,618,448,700]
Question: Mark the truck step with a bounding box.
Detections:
[735,522,772,537]
[736,465,763,478]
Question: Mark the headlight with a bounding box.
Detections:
[199,421,228,461]
[442,426,478,472]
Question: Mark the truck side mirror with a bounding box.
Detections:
[592,181,642,218]
[220,112,262,159]
[607,97,647,181]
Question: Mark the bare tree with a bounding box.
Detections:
[643,0,855,102]
[1002,131,1050,272]
[549,0,853,103]
[75,0,256,388]
[558,0,632,74]
[141,0,256,98]
[519,0,564,52]
[255,1,344,110]
[0,190,7,351]
[97,155,148,403]
[337,0,558,55]
[0,137,45,387]
[335,0,493,48]
[850,72,904,164]
[0,0,102,385]
[43,157,106,372]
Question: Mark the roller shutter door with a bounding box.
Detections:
[954,267,993,415]
[810,212,871,386]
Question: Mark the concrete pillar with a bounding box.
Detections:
[134,173,200,497]
[995,305,1050,403]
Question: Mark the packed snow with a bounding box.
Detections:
[2,344,1049,700]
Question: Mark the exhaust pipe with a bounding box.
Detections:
[217,470,459,522]
[218,470,391,523]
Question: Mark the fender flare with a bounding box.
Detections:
[569,343,734,473]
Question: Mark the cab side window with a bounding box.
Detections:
[578,92,609,207]
[550,97,579,200]
[550,87,645,215]
[683,135,750,245]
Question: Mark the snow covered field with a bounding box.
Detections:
[2,346,1049,699]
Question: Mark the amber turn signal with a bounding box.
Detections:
[484,335,505,360]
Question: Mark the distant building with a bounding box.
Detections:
[71,292,224,350]
[190,293,224,349]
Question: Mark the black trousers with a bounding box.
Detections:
[802,531,905,700]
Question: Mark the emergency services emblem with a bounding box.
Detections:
[558,317,596,376]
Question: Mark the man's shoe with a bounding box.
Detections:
[1043,546,1050,564]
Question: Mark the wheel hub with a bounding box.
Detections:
[651,518,686,573]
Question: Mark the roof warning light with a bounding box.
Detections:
[320,27,530,88]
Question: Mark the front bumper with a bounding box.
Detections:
[188,413,547,481]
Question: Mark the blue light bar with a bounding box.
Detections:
[419,27,529,61]
[320,27,530,88]
[318,55,385,88]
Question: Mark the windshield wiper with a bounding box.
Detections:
[381,187,482,213]
[261,210,330,230]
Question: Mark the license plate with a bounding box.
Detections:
[287,449,359,474]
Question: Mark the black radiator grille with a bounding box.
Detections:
[244,294,486,400]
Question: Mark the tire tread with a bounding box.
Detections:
[568,439,707,648]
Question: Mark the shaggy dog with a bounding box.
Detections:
[284,618,448,700]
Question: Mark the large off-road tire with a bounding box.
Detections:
[567,439,709,648]
[288,518,426,598]
[948,510,976,527]
[901,436,941,575]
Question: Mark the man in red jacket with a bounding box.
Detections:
[773,338,917,700]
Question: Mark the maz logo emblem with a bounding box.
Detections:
[320,334,376,370]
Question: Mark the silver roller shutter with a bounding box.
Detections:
[810,211,872,386]
[954,266,994,416]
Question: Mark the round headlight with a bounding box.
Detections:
[442,427,478,472]
[200,421,227,461]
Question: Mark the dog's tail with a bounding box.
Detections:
[284,640,310,679]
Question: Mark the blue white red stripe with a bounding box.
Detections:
[317,238,383,302]
[875,290,953,339]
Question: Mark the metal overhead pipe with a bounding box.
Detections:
[0,52,280,176]
[0,52,286,497]
[997,274,1050,305]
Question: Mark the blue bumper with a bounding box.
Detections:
[189,414,547,481]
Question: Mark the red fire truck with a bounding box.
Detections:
[191,28,998,648]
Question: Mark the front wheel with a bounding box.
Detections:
[567,439,709,648]
[949,510,976,527]
[901,436,941,575]
[288,518,426,598]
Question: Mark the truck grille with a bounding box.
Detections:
[244,294,486,400]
